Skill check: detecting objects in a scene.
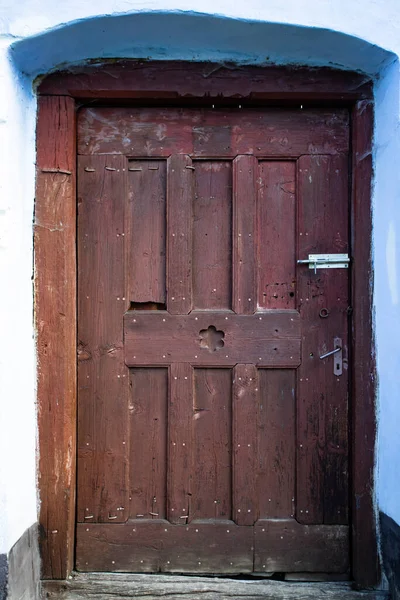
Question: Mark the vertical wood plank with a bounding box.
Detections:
[232,365,258,525]
[257,369,295,518]
[258,161,296,309]
[351,100,379,587]
[130,368,168,519]
[168,363,193,524]
[297,154,349,526]
[193,161,232,310]
[35,95,76,579]
[233,155,257,314]
[127,160,167,304]
[77,155,130,524]
[193,369,232,520]
[167,155,193,314]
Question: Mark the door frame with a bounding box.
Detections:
[35,61,377,586]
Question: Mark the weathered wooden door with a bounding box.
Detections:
[76,107,350,575]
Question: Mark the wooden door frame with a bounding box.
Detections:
[35,61,377,587]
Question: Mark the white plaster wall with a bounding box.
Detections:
[0,38,37,554]
[0,0,399,554]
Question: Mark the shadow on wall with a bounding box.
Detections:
[9,10,395,78]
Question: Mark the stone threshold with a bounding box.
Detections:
[41,573,390,600]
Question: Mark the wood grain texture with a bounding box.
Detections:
[127,160,166,304]
[39,61,373,101]
[351,100,379,587]
[35,95,76,579]
[257,161,296,310]
[167,155,193,314]
[193,369,232,520]
[129,369,168,520]
[193,161,232,310]
[168,364,193,524]
[124,311,301,367]
[77,155,130,524]
[77,107,350,157]
[254,520,349,573]
[257,370,295,519]
[296,155,349,526]
[76,521,253,574]
[232,365,258,525]
[42,573,389,600]
[43,573,389,600]
[37,67,376,586]
[233,156,256,314]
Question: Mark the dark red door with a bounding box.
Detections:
[76,107,350,575]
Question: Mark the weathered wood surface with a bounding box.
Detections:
[257,370,295,519]
[193,161,232,310]
[130,368,168,520]
[38,61,373,100]
[37,66,376,587]
[76,521,253,573]
[168,364,193,524]
[77,155,130,524]
[77,107,349,157]
[351,100,379,588]
[296,154,349,526]
[127,160,166,304]
[166,154,193,314]
[232,364,258,525]
[76,104,353,575]
[257,161,296,310]
[254,519,349,573]
[233,156,256,314]
[42,573,389,600]
[35,95,76,579]
[124,311,301,367]
[193,369,233,521]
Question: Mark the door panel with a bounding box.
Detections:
[193,161,232,310]
[168,362,193,524]
[193,368,232,520]
[296,154,349,526]
[127,160,166,305]
[77,107,349,157]
[233,155,257,315]
[129,368,168,520]
[257,369,296,519]
[257,161,296,310]
[166,154,193,315]
[76,107,350,575]
[76,520,254,573]
[232,364,258,526]
[124,311,301,367]
[77,154,129,525]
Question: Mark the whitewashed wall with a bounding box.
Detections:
[0,0,399,556]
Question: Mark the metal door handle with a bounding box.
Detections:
[319,338,343,375]
[320,346,342,360]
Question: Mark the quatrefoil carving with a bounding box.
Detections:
[199,325,225,353]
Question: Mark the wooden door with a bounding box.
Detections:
[76,107,350,575]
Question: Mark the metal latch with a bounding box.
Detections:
[297,253,350,274]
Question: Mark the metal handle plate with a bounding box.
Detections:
[320,338,343,375]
